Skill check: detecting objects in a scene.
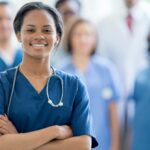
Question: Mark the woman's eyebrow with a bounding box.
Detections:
[43,25,52,28]
[25,25,52,28]
[26,25,35,27]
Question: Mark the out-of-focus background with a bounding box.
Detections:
[7,0,150,23]
[0,0,150,150]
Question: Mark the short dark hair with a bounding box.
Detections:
[55,0,81,10]
[0,1,9,6]
[13,2,64,42]
[66,18,97,55]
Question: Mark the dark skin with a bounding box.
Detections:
[0,115,17,136]
[0,9,91,150]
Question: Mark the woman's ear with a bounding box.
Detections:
[16,32,22,43]
[55,34,61,47]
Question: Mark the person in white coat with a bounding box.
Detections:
[98,0,150,149]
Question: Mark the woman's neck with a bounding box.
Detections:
[21,55,51,77]
[72,54,90,72]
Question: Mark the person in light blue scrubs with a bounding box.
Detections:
[132,32,150,150]
[0,1,22,72]
[0,2,98,150]
[58,18,121,150]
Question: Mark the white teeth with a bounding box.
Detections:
[31,44,46,47]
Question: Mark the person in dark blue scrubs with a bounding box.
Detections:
[0,2,98,150]
[132,32,150,150]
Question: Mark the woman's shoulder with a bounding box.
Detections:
[54,68,85,88]
[54,68,78,82]
[91,55,118,73]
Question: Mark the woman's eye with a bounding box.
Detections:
[43,29,53,33]
[27,29,35,33]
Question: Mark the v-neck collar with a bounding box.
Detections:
[17,66,56,96]
[18,70,48,97]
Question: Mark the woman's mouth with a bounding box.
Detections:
[29,43,48,47]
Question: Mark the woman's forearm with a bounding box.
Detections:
[36,135,91,150]
[0,126,59,150]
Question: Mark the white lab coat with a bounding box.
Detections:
[98,4,150,97]
[98,4,150,136]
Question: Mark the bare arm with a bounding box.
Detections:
[109,102,120,150]
[0,125,72,150]
[36,135,91,150]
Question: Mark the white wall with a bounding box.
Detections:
[2,0,150,25]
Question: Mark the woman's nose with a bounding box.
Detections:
[34,32,45,40]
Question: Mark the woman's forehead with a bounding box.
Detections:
[22,9,55,27]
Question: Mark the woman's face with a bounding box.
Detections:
[17,9,59,59]
[70,22,96,57]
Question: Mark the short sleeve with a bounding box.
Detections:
[70,77,98,148]
[108,66,122,101]
[102,63,122,103]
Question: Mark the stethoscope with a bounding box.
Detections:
[6,65,64,116]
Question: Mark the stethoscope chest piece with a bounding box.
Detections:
[48,99,63,107]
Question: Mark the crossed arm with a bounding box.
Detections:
[0,115,91,150]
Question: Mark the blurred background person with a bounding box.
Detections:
[132,31,150,150]
[55,0,81,24]
[0,1,22,72]
[51,0,81,65]
[98,0,150,149]
[58,18,121,150]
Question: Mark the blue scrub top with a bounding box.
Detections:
[0,48,22,72]
[59,55,121,150]
[0,67,98,148]
[132,66,150,150]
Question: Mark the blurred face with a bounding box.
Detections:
[0,5,13,42]
[125,0,139,9]
[70,22,96,57]
[17,10,59,59]
[58,1,80,23]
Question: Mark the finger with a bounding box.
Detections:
[0,115,4,119]
[0,115,9,122]
[0,127,8,134]
[0,119,7,126]
[4,114,9,120]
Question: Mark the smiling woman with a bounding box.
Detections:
[0,2,98,150]
[17,9,59,59]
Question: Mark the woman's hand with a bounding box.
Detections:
[56,125,73,140]
[0,114,18,135]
